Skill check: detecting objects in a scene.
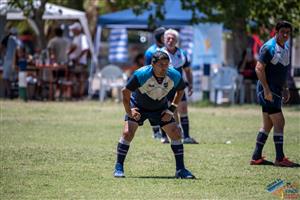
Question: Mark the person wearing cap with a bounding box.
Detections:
[144,27,167,141]
[2,27,22,99]
[68,22,89,99]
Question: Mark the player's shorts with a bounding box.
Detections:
[257,82,282,114]
[125,110,175,127]
[261,106,282,114]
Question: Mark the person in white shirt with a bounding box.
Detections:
[68,22,89,99]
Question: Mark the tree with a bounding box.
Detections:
[108,0,300,65]
[8,0,47,49]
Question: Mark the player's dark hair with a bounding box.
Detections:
[275,20,292,32]
[154,27,166,43]
[151,51,169,64]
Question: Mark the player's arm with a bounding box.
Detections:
[122,88,132,117]
[182,52,193,96]
[162,78,186,122]
[282,81,290,103]
[183,67,193,96]
[122,74,141,120]
[255,61,272,101]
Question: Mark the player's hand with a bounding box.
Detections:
[282,88,290,103]
[161,111,173,122]
[130,108,141,121]
[264,88,273,102]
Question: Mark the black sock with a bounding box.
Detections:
[161,129,167,138]
[171,142,185,170]
[252,131,268,160]
[274,133,285,161]
[180,116,190,138]
[116,142,130,165]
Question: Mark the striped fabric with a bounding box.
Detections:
[180,26,194,61]
[109,28,128,63]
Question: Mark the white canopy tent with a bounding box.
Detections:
[1,1,98,98]
[1,2,95,60]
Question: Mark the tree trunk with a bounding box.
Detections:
[84,0,100,38]
[231,18,248,66]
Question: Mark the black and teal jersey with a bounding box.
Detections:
[126,65,185,112]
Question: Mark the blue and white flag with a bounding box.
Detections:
[109,28,128,63]
[192,24,222,66]
[180,26,194,61]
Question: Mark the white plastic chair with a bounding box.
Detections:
[98,64,127,102]
[211,67,238,105]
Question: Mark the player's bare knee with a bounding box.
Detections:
[122,130,134,141]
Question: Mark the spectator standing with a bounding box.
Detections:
[48,27,70,99]
[68,22,89,99]
[2,27,21,99]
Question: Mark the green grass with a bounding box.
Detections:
[0,100,299,200]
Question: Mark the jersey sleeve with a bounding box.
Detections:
[175,78,186,91]
[258,45,270,65]
[144,50,152,65]
[182,50,191,69]
[126,74,140,91]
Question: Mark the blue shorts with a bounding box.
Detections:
[257,83,282,110]
[125,110,175,127]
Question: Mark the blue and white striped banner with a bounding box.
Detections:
[109,28,128,63]
[180,26,194,61]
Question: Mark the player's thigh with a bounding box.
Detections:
[162,122,181,140]
[122,121,139,141]
[177,101,188,114]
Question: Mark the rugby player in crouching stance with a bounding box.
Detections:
[113,51,195,179]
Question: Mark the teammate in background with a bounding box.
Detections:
[250,21,299,167]
[161,29,198,144]
[113,51,195,179]
[144,27,166,140]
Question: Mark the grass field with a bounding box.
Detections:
[1,100,299,199]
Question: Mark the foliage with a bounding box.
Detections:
[8,0,47,48]
[1,101,299,199]
[48,0,84,11]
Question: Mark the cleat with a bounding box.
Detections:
[250,157,273,165]
[161,136,170,144]
[183,137,199,144]
[274,157,300,167]
[114,163,125,178]
[175,168,196,179]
